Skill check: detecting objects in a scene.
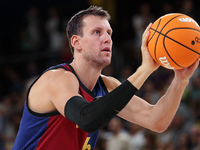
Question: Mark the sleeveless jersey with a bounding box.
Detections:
[12,63,108,150]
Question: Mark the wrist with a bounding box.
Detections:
[138,66,154,76]
[128,66,153,89]
[174,76,189,86]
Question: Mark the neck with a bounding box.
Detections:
[70,59,102,91]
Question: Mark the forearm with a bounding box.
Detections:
[65,80,138,133]
[150,77,189,132]
[128,66,153,89]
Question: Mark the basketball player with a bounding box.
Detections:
[12,6,199,150]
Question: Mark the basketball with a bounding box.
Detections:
[147,13,200,69]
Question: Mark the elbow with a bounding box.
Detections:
[78,120,106,133]
[80,125,99,133]
[152,125,168,133]
[150,122,169,133]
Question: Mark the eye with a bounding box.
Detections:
[94,30,100,35]
[107,31,112,36]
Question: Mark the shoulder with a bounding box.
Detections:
[28,68,80,113]
[43,68,78,83]
[100,74,121,92]
[40,68,80,93]
[30,68,80,99]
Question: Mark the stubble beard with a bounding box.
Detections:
[85,53,111,70]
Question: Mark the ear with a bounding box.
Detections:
[71,35,81,50]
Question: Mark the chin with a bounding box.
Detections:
[93,57,111,68]
[94,60,110,69]
[102,60,111,68]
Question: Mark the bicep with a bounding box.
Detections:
[118,95,154,129]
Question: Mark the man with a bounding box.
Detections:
[12,6,199,150]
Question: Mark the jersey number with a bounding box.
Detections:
[82,137,91,150]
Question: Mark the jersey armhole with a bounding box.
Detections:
[25,66,69,117]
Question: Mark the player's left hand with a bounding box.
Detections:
[174,58,199,82]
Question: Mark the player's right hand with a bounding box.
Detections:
[141,23,160,73]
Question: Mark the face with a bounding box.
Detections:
[78,15,113,68]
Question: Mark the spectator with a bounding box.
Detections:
[105,117,130,150]
[45,7,65,51]
[132,2,155,50]
[128,123,146,150]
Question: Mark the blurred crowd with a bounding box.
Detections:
[0,0,200,149]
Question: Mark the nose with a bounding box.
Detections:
[103,32,112,44]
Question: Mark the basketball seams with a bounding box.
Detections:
[148,13,200,69]
[153,14,184,63]
[148,19,161,43]
[163,35,184,68]
[164,27,200,55]
[151,27,200,68]
[163,27,200,68]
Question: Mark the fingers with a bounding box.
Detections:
[142,23,152,47]
[143,23,152,35]
[190,58,200,70]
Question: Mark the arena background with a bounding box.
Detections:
[0,0,200,149]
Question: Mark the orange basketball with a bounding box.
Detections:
[148,13,200,69]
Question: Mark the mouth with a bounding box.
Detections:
[101,47,111,52]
